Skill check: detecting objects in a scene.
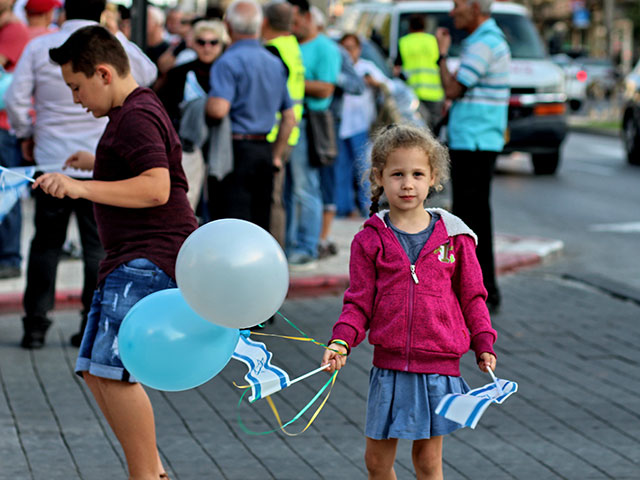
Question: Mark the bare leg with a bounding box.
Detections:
[83,372,163,480]
[412,437,443,480]
[320,209,335,243]
[365,437,399,480]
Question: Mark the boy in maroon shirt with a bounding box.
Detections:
[37,25,197,479]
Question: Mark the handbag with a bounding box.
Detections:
[306,109,338,167]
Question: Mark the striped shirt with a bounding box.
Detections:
[448,18,511,152]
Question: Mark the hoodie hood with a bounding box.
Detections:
[366,208,478,245]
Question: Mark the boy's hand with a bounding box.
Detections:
[64,151,95,171]
[478,352,497,373]
[33,173,85,199]
[322,342,348,374]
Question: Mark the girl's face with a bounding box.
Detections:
[374,147,435,214]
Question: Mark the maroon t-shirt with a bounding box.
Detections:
[93,87,198,285]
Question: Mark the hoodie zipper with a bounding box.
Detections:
[405,268,416,371]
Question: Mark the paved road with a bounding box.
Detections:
[2,267,640,479]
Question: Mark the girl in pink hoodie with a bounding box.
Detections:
[322,124,497,480]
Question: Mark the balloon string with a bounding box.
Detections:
[236,371,338,436]
[249,330,346,356]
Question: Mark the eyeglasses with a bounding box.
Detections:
[195,38,220,47]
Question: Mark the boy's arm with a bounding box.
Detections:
[33,168,170,208]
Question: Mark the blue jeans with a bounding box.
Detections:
[335,130,370,217]
[76,258,176,382]
[0,129,23,267]
[284,118,322,258]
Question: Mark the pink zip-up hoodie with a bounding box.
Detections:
[330,208,497,376]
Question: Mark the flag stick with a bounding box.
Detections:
[486,366,503,395]
[0,165,36,183]
[287,364,331,387]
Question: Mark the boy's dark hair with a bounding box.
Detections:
[287,0,309,14]
[49,25,130,77]
[65,0,107,22]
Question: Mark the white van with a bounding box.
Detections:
[333,1,568,175]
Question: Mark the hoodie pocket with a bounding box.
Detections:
[368,292,407,350]
[412,291,470,356]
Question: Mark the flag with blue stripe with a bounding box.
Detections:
[435,377,518,429]
[0,166,36,223]
[232,332,291,402]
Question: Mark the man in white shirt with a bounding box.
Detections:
[5,0,157,349]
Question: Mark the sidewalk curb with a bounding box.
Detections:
[0,240,561,313]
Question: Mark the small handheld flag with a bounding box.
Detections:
[0,166,36,223]
[435,368,518,429]
[232,332,291,402]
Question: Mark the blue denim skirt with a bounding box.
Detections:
[365,367,470,440]
[75,258,176,382]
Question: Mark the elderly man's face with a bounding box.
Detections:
[450,0,475,32]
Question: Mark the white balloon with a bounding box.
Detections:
[176,219,289,329]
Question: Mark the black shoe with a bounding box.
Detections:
[486,290,501,314]
[70,331,83,347]
[0,264,21,279]
[21,329,47,349]
[318,241,338,259]
[21,316,52,349]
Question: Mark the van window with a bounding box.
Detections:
[397,12,546,60]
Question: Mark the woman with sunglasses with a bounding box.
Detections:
[158,20,228,210]
[158,20,227,131]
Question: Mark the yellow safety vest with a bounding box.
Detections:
[398,32,444,102]
[266,34,305,146]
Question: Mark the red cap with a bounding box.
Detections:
[25,0,62,14]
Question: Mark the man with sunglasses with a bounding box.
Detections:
[207,0,295,232]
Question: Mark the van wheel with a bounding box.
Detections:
[623,114,640,165]
[532,151,560,175]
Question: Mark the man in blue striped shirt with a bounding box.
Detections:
[436,0,511,313]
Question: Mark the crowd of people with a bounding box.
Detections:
[0,0,510,478]
[0,0,411,278]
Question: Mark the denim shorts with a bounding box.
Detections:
[75,258,176,382]
[365,367,470,440]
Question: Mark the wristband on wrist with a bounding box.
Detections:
[330,339,350,355]
[437,54,447,64]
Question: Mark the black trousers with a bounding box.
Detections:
[208,139,274,231]
[449,149,499,297]
[23,188,104,329]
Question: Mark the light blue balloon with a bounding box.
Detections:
[176,219,289,329]
[118,288,239,391]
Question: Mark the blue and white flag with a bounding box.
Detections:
[435,376,518,429]
[232,332,291,402]
[0,166,36,223]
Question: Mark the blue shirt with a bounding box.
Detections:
[448,18,511,152]
[300,34,341,112]
[209,39,292,134]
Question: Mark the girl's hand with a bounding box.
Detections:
[64,151,95,171]
[322,342,348,374]
[33,173,85,199]
[478,352,497,373]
